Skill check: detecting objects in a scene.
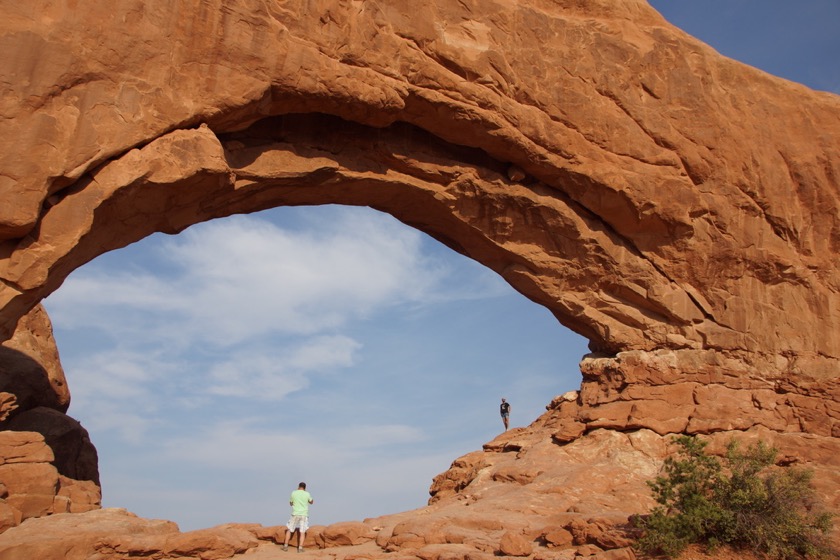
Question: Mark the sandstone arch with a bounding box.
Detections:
[1,0,840,540]
[2,0,839,371]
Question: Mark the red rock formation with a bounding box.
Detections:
[0,305,68,413]
[0,0,838,557]
[1,0,838,370]
[0,431,100,532]
[3,407,99,485]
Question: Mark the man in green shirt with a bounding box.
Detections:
[283,482,314,552]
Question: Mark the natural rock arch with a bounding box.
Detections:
[2,0,839,370]
[1,0,840,540]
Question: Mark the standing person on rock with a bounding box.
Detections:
[283,482,314,553]
[500,397,511,431]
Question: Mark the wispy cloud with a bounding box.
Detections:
[203,335,361,401]
[143,417,447,526]
[45,208,508,441]
[42,206,576,530]
[56,348,173,442]
[101,431,458,529]
[47,209,502,345]
[161,210,456,345]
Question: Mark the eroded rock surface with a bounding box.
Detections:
[5,421,832,559]
[0,428,660,559]
[0,0,839,557]
[1,0,838,369]
[0,430,100,533]
[0,305,68,413]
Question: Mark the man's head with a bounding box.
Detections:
[298,482,307,490]
[501,398,506,403]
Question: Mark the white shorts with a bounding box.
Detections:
[287,515,309,532]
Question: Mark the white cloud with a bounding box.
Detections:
[284,335,361,371]
[42,205,540,530]
[60,348,175,441]
[203,357,309,400]
[203,335,360,401]
[158,419,319,470]
[54,276,158,311]
[100,440,457,529]
[46,208,512,440]
[129,417,446,527]
[69,350,167,400]
[46,209,470,347]
[165,211,450,345]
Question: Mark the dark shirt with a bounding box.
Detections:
[500,402,510,415]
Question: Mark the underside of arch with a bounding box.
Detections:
[1,0,838,382]
[3,111,719,355]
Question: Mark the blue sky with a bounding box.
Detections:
[43,2,840,531]
[47,207,586,529]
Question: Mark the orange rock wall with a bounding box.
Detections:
[0,0,838,374]
[0,0,839,547]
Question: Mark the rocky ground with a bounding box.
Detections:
[232,542,768,560]
[1,403,836,560]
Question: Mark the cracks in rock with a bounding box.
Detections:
[12,99,714,357]
[263,29,716,339]
[772,150,816,247]
[219,112,511,187]
[216,112,689,350]
[335,29,587,165]
[592,85,691,175]
[712,152,820,285]
[553,169,716,329]
[0,275,25,295]
[23,71,116,113]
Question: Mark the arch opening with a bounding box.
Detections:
[0,104,699,534]
[43,204,590,529]
[3,109,701,358]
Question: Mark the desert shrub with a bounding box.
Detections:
[632,435,833,559]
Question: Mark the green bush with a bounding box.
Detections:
[632,435,834,559]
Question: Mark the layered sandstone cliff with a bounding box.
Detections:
[0,0,838,558]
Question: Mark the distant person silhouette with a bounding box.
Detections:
[500,398,511,430]
[283,482,313,553]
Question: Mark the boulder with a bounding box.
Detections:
[541,527,573,549]
[0,305,68,415]
[0,395,16,423]
[3,407,99,485]
[499,531,533,557]
[317,521,378,548]
[0,508,175,558]
[0,508,262,560]
[0,431,100,531]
